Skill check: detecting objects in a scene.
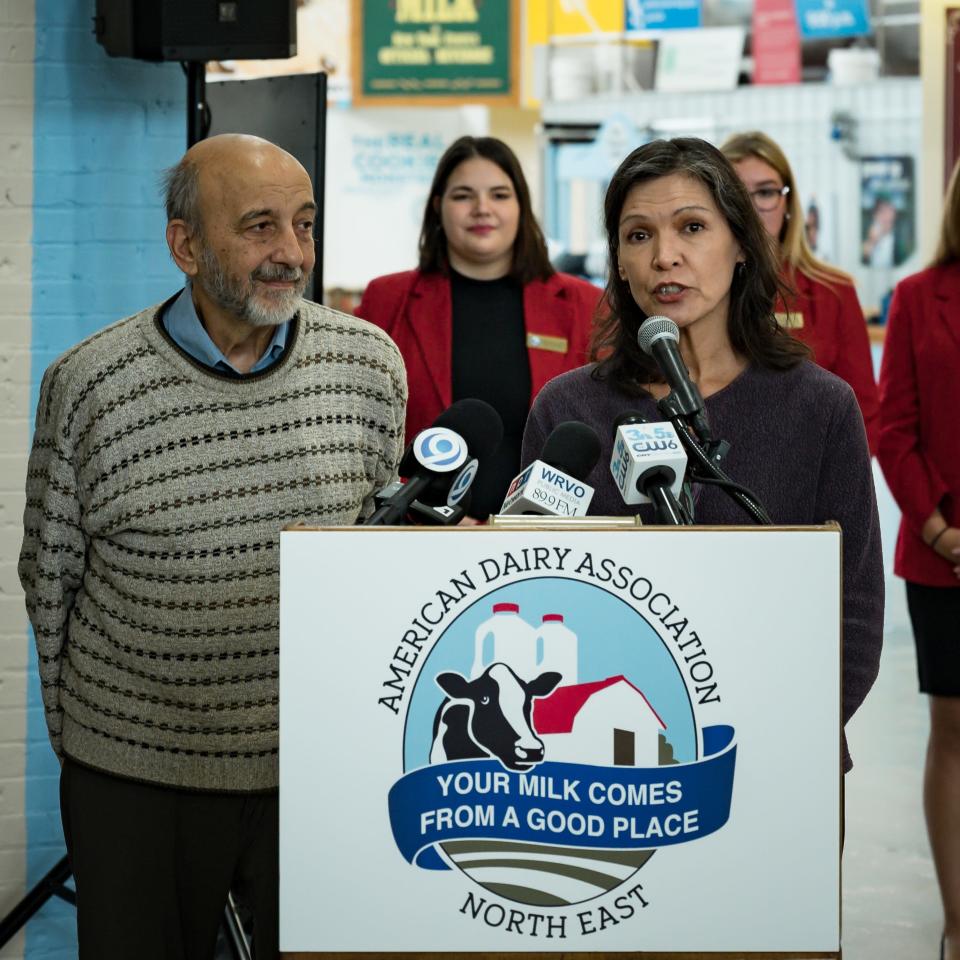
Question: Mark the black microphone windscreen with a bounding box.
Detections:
[398,446,417,478]
[613,410,648,438]
[400,398,505,477]
[540,421,602,481]
[433,398,504,459]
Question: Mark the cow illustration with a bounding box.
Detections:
[430,663,562,772]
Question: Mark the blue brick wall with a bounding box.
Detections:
[27,3,183,955]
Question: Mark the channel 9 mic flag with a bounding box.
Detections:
[280,526,843,955]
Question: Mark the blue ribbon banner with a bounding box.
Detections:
[389,724,736,870]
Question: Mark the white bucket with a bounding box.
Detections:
[549,48,595,101]
[827,47,880,85]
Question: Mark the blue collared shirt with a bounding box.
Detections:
[162,284,290,375]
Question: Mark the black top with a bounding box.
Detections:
[450,269,531,518]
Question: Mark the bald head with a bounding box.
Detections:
[186,132,294,168]
[162,134,312,236]
[163,133,317,332]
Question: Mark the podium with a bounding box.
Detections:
[279,524,842,958]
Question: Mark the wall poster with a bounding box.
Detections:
[352,0,519,105]
[860,155,916,270]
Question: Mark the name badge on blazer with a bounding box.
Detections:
[774,311,804,330]
[526,333,569,353]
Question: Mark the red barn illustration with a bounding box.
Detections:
[533,675,666,767]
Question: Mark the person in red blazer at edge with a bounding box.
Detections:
[877,158,960,960]
[356,136,602,520]
[721,131,880,454]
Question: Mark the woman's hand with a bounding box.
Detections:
[930,526,960,569]
[942,532,960,580]
[920,510,960,575]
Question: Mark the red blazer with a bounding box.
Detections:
[877,263,960,586]
[356,269,602,443]
[782,269,880,454]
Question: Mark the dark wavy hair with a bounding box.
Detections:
[592,137,808,395]
[418,136,554,284]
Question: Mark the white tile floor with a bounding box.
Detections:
[838,468,944,960]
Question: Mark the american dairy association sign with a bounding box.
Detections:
[279,527,842,955]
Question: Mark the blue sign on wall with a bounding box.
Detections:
[627,0,702,30]
[794,0,871,38]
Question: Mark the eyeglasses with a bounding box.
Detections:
[749,184,790,212]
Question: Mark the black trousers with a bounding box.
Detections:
[60,758,279,960]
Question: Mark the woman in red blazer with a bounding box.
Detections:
[722,132,879,454]
[878,160,960,960]
[356,136,602,518]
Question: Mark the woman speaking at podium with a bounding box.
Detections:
[357,136,601,520]
[877,159,960,960]
[522,137,883,770]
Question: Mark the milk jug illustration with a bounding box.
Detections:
[471,602,537,680]
[536,613,578,685]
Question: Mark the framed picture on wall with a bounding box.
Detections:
[859,155,916,270]
[947,7,960,187]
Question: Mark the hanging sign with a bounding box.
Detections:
[794,0,871,39]
[752,0,802,84]
[654,27,744,92]
[352,0,519,105]
[627,0,702,30]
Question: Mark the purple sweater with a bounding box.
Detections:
[523,360,884,770]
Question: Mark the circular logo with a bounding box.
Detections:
[447,459,478,506]
[400,578,698,907]
[414,427,468,473]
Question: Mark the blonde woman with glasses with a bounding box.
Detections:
[721,131,879,453]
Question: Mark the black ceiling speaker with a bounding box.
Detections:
[94,0,297,62]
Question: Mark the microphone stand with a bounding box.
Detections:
[657,395,774,526]
[363,475,431,526]
[367,480,468,526]
[637,465,689,525]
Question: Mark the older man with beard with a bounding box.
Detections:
[18,134,406,959]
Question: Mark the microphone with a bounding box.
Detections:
[365,399,503,526]
[371,482,474,526]
[610,413,689,524]
[499,421,601,517]
[637,316,712,443]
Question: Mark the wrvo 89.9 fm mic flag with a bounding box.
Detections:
[498,421,601,517]
[365,399,504,526]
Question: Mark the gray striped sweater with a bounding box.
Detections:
[19,299,407,792]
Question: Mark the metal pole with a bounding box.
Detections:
[0,855,75,948]
[223,891,253,960]
[186,61,207,147]
[313,71,327,303]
